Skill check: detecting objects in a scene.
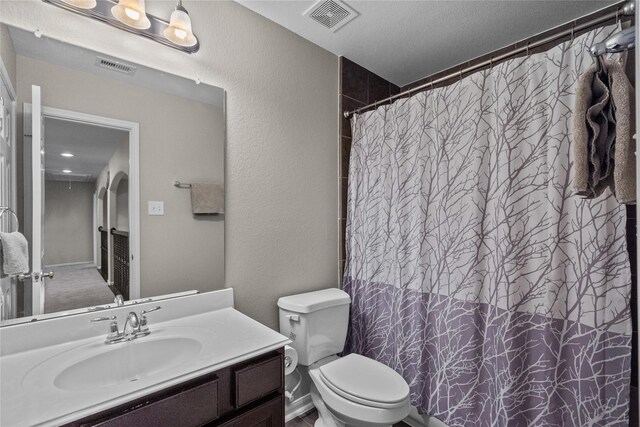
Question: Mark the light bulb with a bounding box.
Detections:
[174,29,188,40]
[125,7,140,21]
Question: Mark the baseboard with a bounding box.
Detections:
[284,393,314,423]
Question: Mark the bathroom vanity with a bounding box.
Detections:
[70,348,285,426]
[0,289,289,427]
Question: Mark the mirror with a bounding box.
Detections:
[0,24,225,324]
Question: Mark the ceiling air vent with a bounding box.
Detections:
[95,57,137,75]
[46,172,94,182]
[304,0,358,33]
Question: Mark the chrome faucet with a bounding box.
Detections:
[91,306,162,344]
[123,311,140,340]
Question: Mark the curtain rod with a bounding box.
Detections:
[344,1,635,119]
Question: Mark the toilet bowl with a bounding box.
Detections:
[277,289,411,427]
[308,355,411,427]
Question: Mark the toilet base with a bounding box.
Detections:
[310,381,394,427]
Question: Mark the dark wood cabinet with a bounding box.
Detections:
[67,348,285,427]
[217,396,283,427]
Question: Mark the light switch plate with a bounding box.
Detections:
[148,201,164,216]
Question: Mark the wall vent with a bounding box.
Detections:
[46,172,94,182]
[95,57,137,75]
[304,0,358,33]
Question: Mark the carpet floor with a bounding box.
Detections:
[44,264,115,313]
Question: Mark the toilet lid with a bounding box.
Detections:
[318,354,409,406]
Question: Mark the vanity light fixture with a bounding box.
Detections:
[41,0,200,53]
[61,152,75,157]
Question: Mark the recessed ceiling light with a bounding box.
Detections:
[61,153,75,157]
[62,169,73,173]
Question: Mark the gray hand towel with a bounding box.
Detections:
[572,63,615,198]
[0,232,29,277]
[607,60,636,204]
[190,183,224,215]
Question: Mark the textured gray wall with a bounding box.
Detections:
[43,181,94,266]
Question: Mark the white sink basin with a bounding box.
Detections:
[22,333,204,392]
[53,337,202,391]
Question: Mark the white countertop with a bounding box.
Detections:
[0,290,289,426]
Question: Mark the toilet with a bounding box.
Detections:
[278,288,411,427]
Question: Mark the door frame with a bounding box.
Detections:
[0,55,18,320]
[38,106,140,300]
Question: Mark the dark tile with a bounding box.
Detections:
[340,177,348,219]
[339,218,346,260]
[389,83,401,96]
[369,72,391,104]
[340,136,352,178]
[341,57,369,103]
[339,260,345,283]
[341,95,365,138]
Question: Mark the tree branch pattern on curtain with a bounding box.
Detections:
[344,24,631,426]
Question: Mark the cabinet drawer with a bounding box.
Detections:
[218,395,283,427]
[93,376,219,427]
[234,354,283,408]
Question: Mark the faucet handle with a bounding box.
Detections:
[138,306,161,336]
[141,306,161,315]
[91,316,122,344]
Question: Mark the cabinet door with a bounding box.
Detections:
[218,395,283,427]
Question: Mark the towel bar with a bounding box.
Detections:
[173,180,192,189]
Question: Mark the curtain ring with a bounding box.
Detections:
[615,9,619,24]
[526,42,530,57]
[489,56,493,68]
[570,22,575,44]
[429,78,434,90]
[459,69,463,81]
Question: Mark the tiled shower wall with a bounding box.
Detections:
[338,57,399,282]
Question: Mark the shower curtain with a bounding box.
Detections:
[343,25,632,426]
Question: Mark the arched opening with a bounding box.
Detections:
[96,187,107,281]
[108,171,129,299]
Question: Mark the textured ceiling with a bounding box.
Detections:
[236,0,617,86]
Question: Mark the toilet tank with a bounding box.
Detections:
[278,288,351,366]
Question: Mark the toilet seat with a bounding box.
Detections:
[318,354,409,409]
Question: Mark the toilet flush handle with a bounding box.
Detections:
[286,314,300,322]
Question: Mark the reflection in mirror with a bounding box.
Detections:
[0,24,225,325]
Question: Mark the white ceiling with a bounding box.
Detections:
[236,0,616,87]
[44,118,127,182]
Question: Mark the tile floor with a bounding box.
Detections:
[285,409,410,427]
